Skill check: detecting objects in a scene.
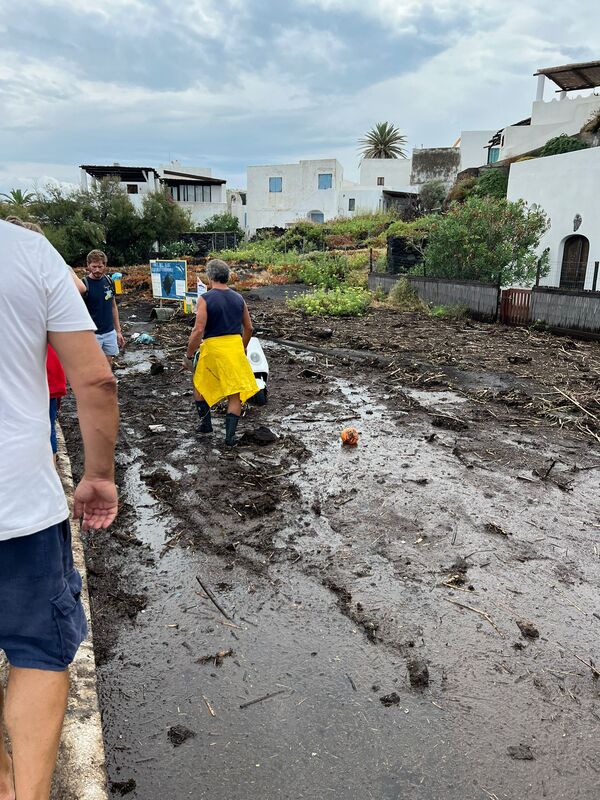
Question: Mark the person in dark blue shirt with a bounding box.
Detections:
[82,250,124,366]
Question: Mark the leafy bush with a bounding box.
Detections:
[473,169,508,199]
[288,287,371,317]
[423,196,550,285]
[297,252,351,288]
[447,176,478,203]
[162,240,192,258]
[540,134,588,157]
[420,180,447,213]
[213,241,302,268]
[388,278,426,311]
[197,212,243,235]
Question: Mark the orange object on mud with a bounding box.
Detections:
[340,427,359,447]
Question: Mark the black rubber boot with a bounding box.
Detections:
[195,400,213,433]
[225,413,240,446]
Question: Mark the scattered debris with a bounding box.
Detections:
[168,725,196,747]
[516,620,539,639]
[484,522,511,538]
[507,745,534,761]
[238,426,279,446]
[133,332,156,345]
[431,414,469,431]
[407,658,430,689]
[443,557,469,587]
[197,648,235,667]
[379,692,401,707]
[148,424,167,434]
[150,363,165,376]
[111,779,137,796]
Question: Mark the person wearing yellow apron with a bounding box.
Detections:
[183,260,258,446]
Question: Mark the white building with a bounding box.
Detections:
[483,60,600,164]
[79,161,228,227]
[507,146,600,291]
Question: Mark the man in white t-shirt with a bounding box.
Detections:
[0,220,119,800]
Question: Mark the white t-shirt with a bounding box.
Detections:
[0,221,95,541]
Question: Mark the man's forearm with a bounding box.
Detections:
[112,301,121,333]
[75,381,119,480]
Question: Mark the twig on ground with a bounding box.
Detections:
[445,598,503,636]
[202,695,216,717]
[554,387,597,421]
[195,576,233,621]
[239,690,286,710]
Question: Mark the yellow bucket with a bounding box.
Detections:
[114,278,122,294]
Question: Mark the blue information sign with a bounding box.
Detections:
[150,260,188,300]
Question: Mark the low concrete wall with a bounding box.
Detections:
[531,286,600,334]
[369,273,499,320]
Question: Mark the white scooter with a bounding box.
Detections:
[246,337,269,405]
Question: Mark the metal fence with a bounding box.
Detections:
[180,231,240,257]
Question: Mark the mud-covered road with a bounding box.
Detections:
[63,291,600,800]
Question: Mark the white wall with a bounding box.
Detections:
[337,186,385,215]
[507,146,600,289]
[359,158,412,189]
[500,93,600,160]
[179,202,228,226]
[246,159,344,233]
[459,130,496,170]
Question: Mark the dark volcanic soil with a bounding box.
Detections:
[62,292,600,800]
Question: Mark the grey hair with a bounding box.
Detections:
[206,259,230,284]
[5,216,26,227]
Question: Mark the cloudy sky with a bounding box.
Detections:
[1,0,599,192]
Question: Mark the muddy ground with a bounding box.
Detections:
[62,289,600,800]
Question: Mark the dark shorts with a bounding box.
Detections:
[49,398,59,454]
[0,520,88,671]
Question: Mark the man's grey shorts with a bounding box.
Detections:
[96,329,119,356]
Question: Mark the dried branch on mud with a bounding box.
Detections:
[445,598,504,636]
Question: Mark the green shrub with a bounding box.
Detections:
[297,252,351,288]
[197,212,243,235]
[473,169,508,199]
[388,278,426,311]
[288,286,371,317]
[420,180,447,213]
[540,134,588,157]
[212,241,301,268]
[423,196,549,285]
[429,304,469,320]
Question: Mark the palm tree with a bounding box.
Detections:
[1,188,35,206]
[359,122,407,159]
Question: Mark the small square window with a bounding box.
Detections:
[269,177,283,193]
[348,198,356,211]
[377,177,385,186]
[318,173,333,190]
[126,184,138,194]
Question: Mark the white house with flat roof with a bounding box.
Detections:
[79,160,228,226]
[483,61,600,164]
[507,146,600,291]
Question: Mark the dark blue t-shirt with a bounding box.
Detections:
[203,288,244,339]
[83,276,115,335]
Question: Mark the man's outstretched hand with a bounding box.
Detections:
[74,477,118,530]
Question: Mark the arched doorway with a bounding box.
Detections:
[560,235,589,290]
[308,210,324,224]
